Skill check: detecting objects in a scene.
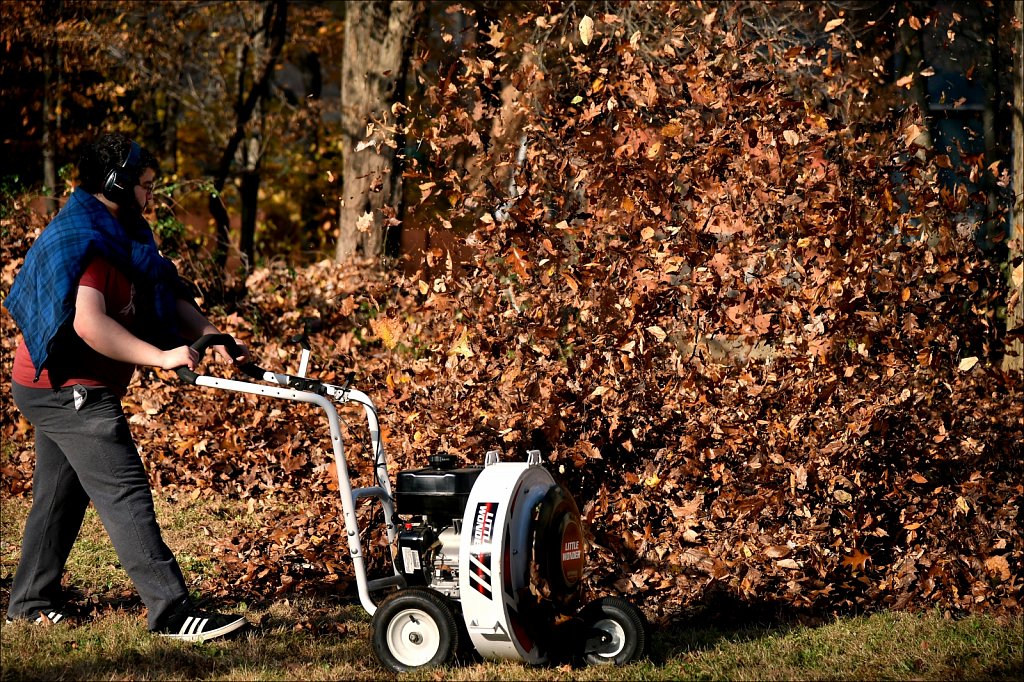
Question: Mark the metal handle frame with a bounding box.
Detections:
[176,335,399,615]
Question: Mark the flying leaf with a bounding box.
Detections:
[984,555,1010,581]
[370,317,400,350]
[579,15,594,45]
[507,247,530,280]
[903,123,927,147]
[842,548,870,571]
[646,325,667,342]
[824,17,845,32]
[448,327,474,358]
[661,122,683,137]
[486,22,505,49]
[356,211,374,233]
[958,356,979,372]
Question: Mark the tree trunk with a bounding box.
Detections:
[335,0,423,263]
[1004,0,1024,373]
[41,0,62,215]
[41,39,58,215]
[209,0,288,276]
[239,169,260,268]
[238,30,267,271]
[163,94,179,175]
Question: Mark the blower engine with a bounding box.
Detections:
[372,450,647,672]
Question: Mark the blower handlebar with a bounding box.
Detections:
[175,333,266,385]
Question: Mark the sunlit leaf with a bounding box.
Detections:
[579,15,594,45]
[356,211,374,233]
[448,327,474,358]
[958,356,979,372]
[824,17,845,32]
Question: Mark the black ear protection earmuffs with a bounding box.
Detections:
[102,140,142,208]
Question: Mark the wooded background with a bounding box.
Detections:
[2,1,1022,625]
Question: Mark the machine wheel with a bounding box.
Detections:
[578,596,646,666]
[371,587,460,673]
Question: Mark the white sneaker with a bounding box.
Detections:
[5,609,68,625]
[156,607,247,642]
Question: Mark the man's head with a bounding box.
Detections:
[78,133,159,212]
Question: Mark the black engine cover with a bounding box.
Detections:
[395,464,483,521]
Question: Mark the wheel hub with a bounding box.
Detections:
[593,619,626,658]
[386,608,441,667]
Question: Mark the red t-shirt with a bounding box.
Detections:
[13,256,139,395]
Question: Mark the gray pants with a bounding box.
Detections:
[7,383,189,629]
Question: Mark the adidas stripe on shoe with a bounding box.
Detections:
[5,610,67,625]
[157,609,247,642]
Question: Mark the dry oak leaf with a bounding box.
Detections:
[356,211,374,233]
[842,548,870,571]
[448,327,474,358]
[486,22,505,49]
[661,122,683,138]
[984,555,1010,581]
[370,317,401,350]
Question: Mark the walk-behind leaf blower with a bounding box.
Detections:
[177,335,647,672]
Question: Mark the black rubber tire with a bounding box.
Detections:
[578,596,647,666]
[370,587,460,673]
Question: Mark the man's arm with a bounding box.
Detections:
[175,298,250,363]
[176,298,220,340]
[73,285,197,370]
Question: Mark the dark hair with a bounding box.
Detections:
[77,132,159,194]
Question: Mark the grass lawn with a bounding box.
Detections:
[1,494,1021,681]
